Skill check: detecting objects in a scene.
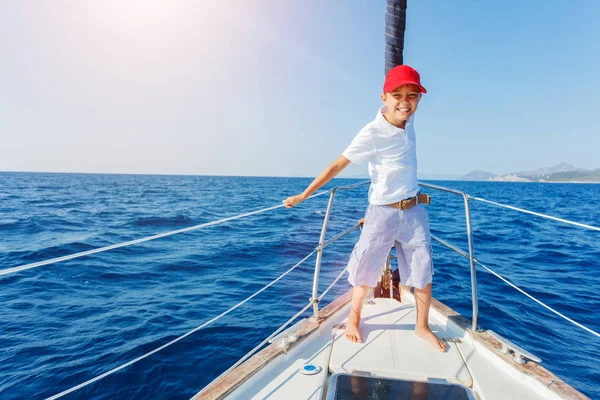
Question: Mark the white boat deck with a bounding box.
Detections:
[329,299,472,387]
[216,292,573,400]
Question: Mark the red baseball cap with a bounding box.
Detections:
[383,65,427,94]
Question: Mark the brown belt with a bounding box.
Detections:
[385,193,430,210]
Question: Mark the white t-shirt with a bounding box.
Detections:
[342,106,419,205]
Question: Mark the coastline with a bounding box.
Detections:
[451,179,600,184]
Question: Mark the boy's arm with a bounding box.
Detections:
[283,155,351,208]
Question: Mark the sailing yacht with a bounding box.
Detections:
[193,180,591,399]
[192,4,593,397]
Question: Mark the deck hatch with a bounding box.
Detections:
[326,373,476,400]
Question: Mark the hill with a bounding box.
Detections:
[458,164,600,183]
[457,170,496,181]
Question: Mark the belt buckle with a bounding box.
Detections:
[399,198,408,210]
[400,195,417,210]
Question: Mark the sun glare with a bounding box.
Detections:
[85,0,189,27]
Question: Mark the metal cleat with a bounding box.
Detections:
[268,318,307,350]
[442,337,463,343]
[487,330,542,364]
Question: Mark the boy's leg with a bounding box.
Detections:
[345,205,398,343]
[414,283,448,352]
[346,285,370,343]
[396,205,447,352]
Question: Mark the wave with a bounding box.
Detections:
[18,241,97,263]
[2,174,599,399]
[131,214,194,227]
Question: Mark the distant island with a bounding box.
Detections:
[458,163,600,183]
[347,163,600,182]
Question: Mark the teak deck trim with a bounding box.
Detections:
[192,289,353,400]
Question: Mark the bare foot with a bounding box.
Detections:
[345,309,363,343]
[415,326,447,352]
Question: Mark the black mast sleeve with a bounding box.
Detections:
[385,0,407,74]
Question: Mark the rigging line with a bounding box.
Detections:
[432,233,599,337]
[471,197,600,232]
[318,265,349,302]
[476,260,600,338]
[2,191,329,277]
[45,249,318,400]
[430,234,468,259]
[323,223,361,248]
[199,256,360,397]
[317,223,360,300]
[199,301,314,398]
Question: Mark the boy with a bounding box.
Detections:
[283,65,447,352]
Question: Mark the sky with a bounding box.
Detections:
[1,0,599,178]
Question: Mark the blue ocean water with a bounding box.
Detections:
[0,172,598,399]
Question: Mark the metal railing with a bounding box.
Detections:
[309,181,370,320]
[418,182,480,331]
[307,181,481,328]
[309,180,600,336]
[198,180,600,398]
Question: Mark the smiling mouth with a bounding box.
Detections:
[397,107,410,113]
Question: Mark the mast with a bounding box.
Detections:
[385,0,407,74]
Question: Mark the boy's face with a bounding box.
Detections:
[380,84,422,127]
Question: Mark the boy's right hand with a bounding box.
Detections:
[282,194,306,208]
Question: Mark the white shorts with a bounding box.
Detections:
[346,203,433,289]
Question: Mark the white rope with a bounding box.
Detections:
[470,196,600,336]
[318,266,349,302]
[2,191,328,277]
[476,259,600,338]
[432,233,600,338]
[430,233,468,258]
[199,252,359,398]
[200,301,314,397]
[45,249,318,400]
[471,197,600,232]
[323,223,361,248]
[316,223,362,300]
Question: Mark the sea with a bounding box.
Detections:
[0,172,598,399]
